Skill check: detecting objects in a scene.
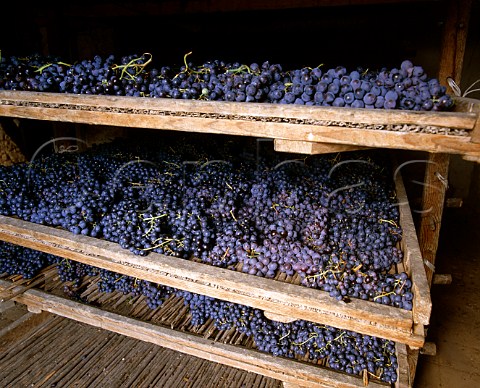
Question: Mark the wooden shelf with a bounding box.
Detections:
[0,275,411,388]
[0,163,431,348]
[0,91,479,159]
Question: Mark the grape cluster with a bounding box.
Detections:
[0,241,57,278]
[0,136,413,309]
[0,52,454,111]
[176,287,398,383]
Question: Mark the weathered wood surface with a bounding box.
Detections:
[0,311,52,349]
[395,343,412,388]
[0,312,282,388]
[0,91,479,158]
[0,122,26,166]
[394,163,432,325]
[0,280,390,388]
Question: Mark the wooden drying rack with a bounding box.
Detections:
[0,1,478,386]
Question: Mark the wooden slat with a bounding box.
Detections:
[274,139,369,154]
[0,215,423,347]
[0,91,479,158]
[0,90,476,128]
[395,343,412,388]
[394,163,432,325]
[406,347,420,385]
[0,280,390,388]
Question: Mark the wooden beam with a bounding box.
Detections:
[395,343,412,388]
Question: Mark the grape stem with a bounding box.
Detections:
[373,291,395,301]
[378,218,399,228]
[112,53,152,81]
[279,330,291,341]
[34,61,72,74]
[292,332,318,346]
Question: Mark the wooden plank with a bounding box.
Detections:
[417,153,450,286]
[0,91,479,158]
[274,139,369,154]
[394,163,432,325]
[0,90,476,129]
[0,215,424,347]
[0,281,389,388]
[395,342,411,388]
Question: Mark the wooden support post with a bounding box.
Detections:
[407,347,420,386]
[438,0,472,92]
[418,153,450,286]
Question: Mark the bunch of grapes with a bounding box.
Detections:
[0,52,454,111]
[0,136,413,309]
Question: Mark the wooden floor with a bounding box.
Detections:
[0,311,282,388]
